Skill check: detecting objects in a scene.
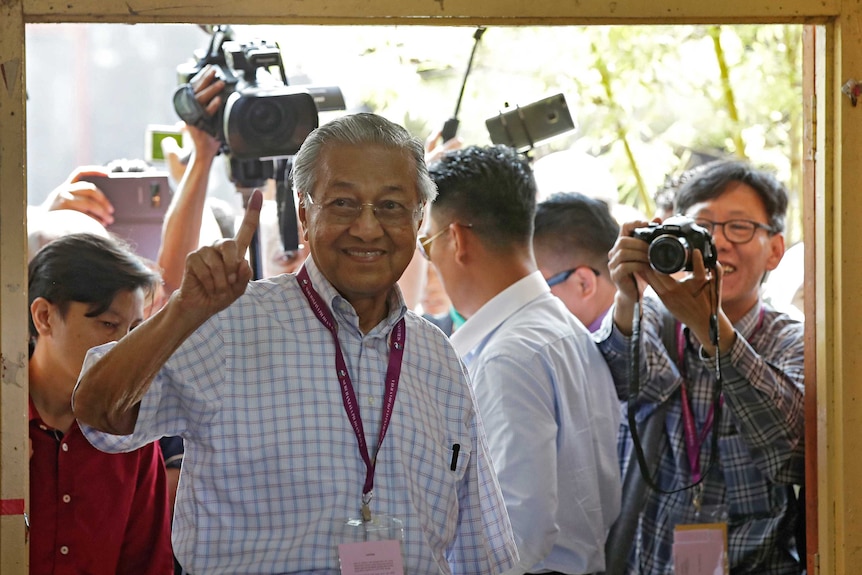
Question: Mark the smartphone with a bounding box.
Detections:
[77,172,173,262]
[485,93,576,152]
[144,124,185,163]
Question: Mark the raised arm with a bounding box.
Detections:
[72,191,262,435]
[157,68,225,295]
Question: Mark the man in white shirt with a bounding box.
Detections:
[422,144,622,575]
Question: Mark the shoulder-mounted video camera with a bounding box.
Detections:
[173,26,345,267]
[632,215,717,274]
[173,26,345,167]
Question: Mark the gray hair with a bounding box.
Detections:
[292,113,437,206]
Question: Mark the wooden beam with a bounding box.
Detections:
[0,1,30,572]
[2,1,856,574]
[21,0,839,25]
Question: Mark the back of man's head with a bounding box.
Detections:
[675,159,789,232]
[534,192,619,276]
[428,145,537,252]
[28,233,160,349]
[292,112,437,205]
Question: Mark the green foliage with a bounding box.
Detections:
[246,24,802,240]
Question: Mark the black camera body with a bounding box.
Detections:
[174,27,319,162]
[632,215,717,274]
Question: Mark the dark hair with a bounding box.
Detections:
[428,145,537,250]
[674,159,789,232]
[534,192,619,275]
[28,233,160,352]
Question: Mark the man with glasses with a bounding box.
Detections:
[425,145,621,575]
[598,159,804,574]
[532,192,620,333]
[73,114,518,575]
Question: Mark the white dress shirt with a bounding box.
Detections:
[451,271,621,575]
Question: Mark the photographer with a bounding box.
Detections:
[597,159,804,574]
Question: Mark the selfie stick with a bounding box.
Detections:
[441,26,487,142]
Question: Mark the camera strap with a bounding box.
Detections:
[627,284,723,496]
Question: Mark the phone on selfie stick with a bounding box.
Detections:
[440,26,487,142]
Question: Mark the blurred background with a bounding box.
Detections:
[26,23,803,242]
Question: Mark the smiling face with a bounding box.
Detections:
[299,143,424,316]
[683,182,785,322]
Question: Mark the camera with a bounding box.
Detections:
[174,26,345,169]
[632,215,717,274]
[485,93,576,152]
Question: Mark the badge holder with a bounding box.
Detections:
[671,484,729,575]
[336,514,405,575]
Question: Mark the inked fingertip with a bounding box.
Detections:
[248,189,263,211]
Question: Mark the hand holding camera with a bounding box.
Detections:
[632,215,717,274]
[609,216,721,341]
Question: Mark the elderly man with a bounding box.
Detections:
[73,113,518,575]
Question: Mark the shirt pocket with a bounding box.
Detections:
[444,439,471,481]
[397,427,472,545]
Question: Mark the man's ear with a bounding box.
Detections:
[449,223,473,265]
[30,297,55,337]
[765,233,786,272]
[574,266,600,298]
[297,193,310,242]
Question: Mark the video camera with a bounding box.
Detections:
[632,215,717,274]
[173,25,345,187]
[172,26,347,272]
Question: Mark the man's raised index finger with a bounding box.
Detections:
[235,189,263,255]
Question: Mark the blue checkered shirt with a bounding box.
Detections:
[81,258,518,575]
[596,297,804,575]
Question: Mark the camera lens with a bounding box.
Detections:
[648,235,689,274]
[247,99,286,137]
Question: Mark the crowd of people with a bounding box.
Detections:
[25,69,806,575]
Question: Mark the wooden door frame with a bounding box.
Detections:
[2,2,856,574]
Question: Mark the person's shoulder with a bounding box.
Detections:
[524,292,594,340]
[476,294,589,358]
[406,309,457,346]
[421,310,455,336]
[216,274,306,327]
[234,274,302,305]
[760,303,805,341]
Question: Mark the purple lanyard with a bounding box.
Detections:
[677,307,765,483]
[297,267,405,520]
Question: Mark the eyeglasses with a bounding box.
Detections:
[417,226,450,260]
[416,222,473,261]
[693,218,774,245]
[546,266,600,288]
[305,195,423,228]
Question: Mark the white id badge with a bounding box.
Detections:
[672,522,729,575]
[336,516,405,575]
[670,487,729,575]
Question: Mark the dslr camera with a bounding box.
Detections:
[632,215,717,274]
[174,25,344,167]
